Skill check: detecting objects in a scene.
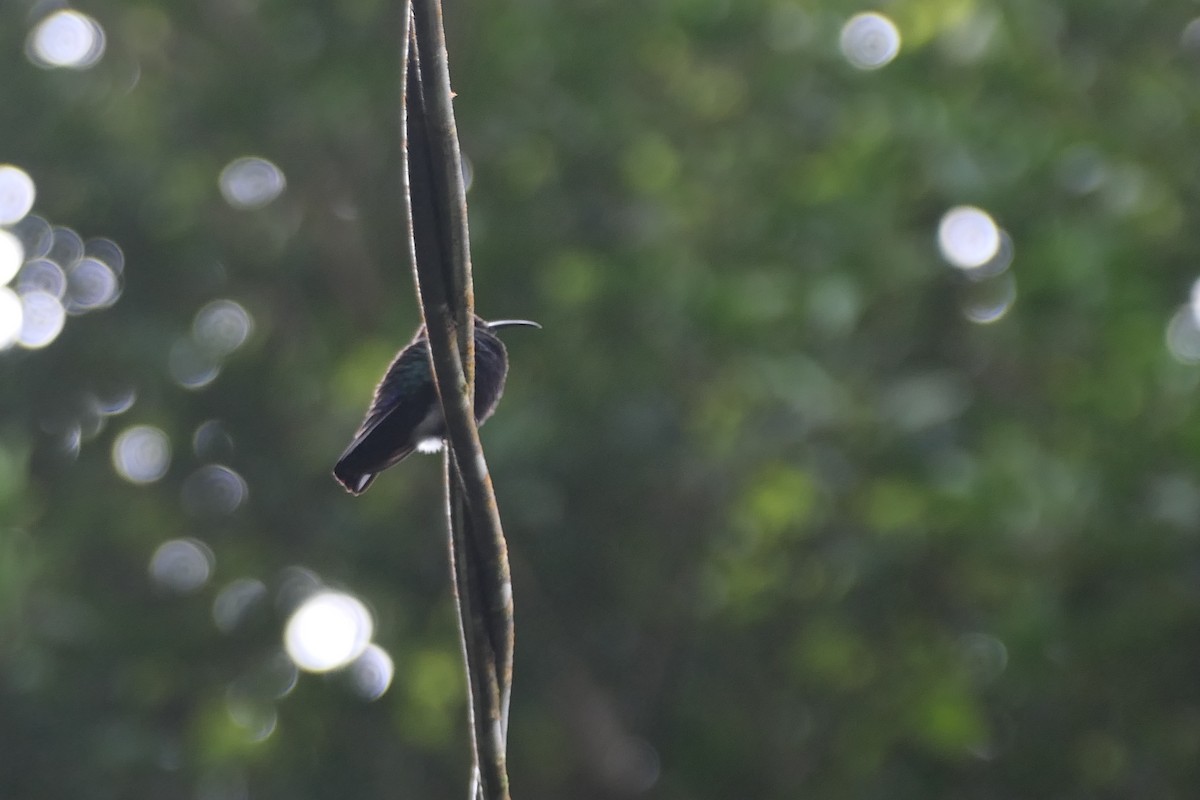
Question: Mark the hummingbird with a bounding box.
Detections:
[333,315,540,495]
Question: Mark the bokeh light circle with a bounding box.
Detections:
[276,566,322,612]
[194,299,253,355]
[48,227,84,269]
[112,424,171,484]
[1188,277,1200,326]
[17,259,66,298]
[840,13,901,70]
[0,230,24,285]
[17,290,65,348]
[9,214,52,260]
[938,206,1001,269]
[65,258,120,313]
[1184,18,1200,52]
[182,464,248,516]
[347,643,395,700]
[94,385,137,416]
[213,578,268,633]
[1167,305,1200,364]
[28,10,106,70]
[149,538,215,593]
[0,166,36,225]
[284,591,374,673]
[193,419,235,460]
[963,273,1017,325]
[225,691,278,743]
[0,287,23,350]
[600,736,662,794]
[959,632,1009,683]
[85,237,125,274]
[219,157,286,210]
[168,338,221,390]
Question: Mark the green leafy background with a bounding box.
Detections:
[4,1,1200,797]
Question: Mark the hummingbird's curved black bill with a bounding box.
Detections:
[333,316,539,495]
[483,319,541,331]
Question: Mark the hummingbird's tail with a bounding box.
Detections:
[332,459,377,495]
[333,429,419,494]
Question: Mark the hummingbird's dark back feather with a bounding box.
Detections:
[332,317,533,496]
[358,338,437,439]
[333,338,438,495]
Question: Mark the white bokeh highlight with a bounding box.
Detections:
[840,13,901,70]
[219,157,286,210]
[0,230,24,285]
[112,425,171,484]
[1187,277,1200,326]
[28,10,106,70]
[64,257,120,313]
[0,165,36,226]
[938,206,1002,270]
[17,260,66,298]
[1167,305,1200,364]
[18,291,66,348]
[0,287,22,350]
[284,591,374,673]
[193,299,254,355]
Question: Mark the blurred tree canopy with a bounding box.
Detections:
[4,0,1200,798]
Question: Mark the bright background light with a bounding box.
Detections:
[112,425,172,484]
[1167,305,1200,364]
[938,206,1002,269]
[219,157,287,209]
[64,257,120,313]
[0,230,24,285]
[0,288,22,350]
[0,165,36,225]
[28,10,106,70]
[18,291,65,349]
[194,299,254,355]
[840,12,901,70]
[284,591,374,673]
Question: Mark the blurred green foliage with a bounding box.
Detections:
[4,0,1200,798]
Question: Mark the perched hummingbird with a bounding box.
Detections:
[333,315,540,495]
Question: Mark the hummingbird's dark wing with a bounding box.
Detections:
[333,340,438,495]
